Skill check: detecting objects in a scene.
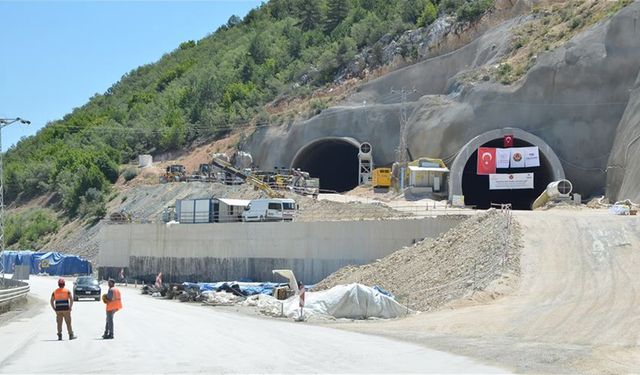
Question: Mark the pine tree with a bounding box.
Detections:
[299,0,323,31]
[325,0,350,34]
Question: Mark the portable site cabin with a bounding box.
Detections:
[176,198,250,223]
[407,158,450,195]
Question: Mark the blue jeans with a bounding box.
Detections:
[104,311,115,336]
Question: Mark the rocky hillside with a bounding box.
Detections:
[246,0,640,201]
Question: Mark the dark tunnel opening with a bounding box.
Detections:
[461,138,554,210]
[292,140,360,192]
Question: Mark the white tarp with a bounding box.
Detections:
[489,173,534,190]
[496,148,511,169]
[524,147,540,167]
[268,283,413,320]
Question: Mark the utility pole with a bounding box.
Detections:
[0,117,30,285]
[391,88,415,190]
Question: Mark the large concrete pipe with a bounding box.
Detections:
[531,179,573,210]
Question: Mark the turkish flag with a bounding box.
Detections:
[477,147,497,175]
[503,135,514,148]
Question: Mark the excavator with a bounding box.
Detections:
[211,157,284,198]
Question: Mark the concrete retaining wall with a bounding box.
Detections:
[99,216,463,284]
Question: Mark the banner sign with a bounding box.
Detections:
[480,146,540,172]
[509,148,526,168]
[489,173,534,190]
[523,147,540,167]
[477,147,496,175]
[496,148,511,169]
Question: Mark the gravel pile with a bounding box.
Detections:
[313,209,522,312]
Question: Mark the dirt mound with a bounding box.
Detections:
[294,196,411,222]
[313,209,522,312]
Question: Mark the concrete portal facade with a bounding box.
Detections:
[448,127,566,201]
[99,216,463,284]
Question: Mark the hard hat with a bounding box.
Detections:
[102,294,108,304]
[58,278,65,287]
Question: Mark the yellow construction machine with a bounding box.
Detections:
[211,157,284,198]
[160,164,187,183]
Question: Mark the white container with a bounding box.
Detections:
[138,154,153,168]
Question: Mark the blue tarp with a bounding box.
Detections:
[0,250,92,276]
[181,281,286,296]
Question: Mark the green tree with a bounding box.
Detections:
[161,107,187,150]
[325,0,350,34]
[299,0,323,31]
[417,1,438,27]
[336,37,357,66]
[399,0,428,24]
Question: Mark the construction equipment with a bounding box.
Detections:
[211,157,284,198]
[160,164,186,183]
[532,179,573,210]
[372,168,392,188]
[289,169,320,197]
[187,164,213,182]
[109,211,131,223]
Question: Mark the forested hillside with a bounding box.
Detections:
[4,0,495,247]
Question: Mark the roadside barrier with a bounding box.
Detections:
[0,278,30,306]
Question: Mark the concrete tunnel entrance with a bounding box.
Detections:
[291,137,360,192]
[462,138,554,210]
[450,128,566,210]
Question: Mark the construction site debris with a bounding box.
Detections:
[254,283,413,320]
[313,209,522,312]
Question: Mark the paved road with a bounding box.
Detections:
[0,276,505,373]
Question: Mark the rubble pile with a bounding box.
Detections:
[314,209,523,312]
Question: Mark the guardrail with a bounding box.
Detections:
[0,278,30,306]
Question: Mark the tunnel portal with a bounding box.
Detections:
[461,138,554,210]
[291,138,360,193]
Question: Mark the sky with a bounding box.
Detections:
[0,0,262,151]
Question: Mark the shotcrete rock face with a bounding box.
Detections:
[291,139,359,192]
[462,138,554,210]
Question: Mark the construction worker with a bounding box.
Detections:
[49,278,76,341]
[297,281,305,320]
[102,278,122,339]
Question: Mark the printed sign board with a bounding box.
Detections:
[451,195,465,207]
[489,173,534,190]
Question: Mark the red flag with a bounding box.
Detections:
[155,272,163,288]
[503,135,514,148]
[119,268,125,279]
[477,147,497,175]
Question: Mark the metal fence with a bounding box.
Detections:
[0,278,30,306]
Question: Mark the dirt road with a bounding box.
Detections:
[0,276,505,373]
[331,210,640,373]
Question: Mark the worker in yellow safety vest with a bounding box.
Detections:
[50,278,77,341]
[102,278,122,339]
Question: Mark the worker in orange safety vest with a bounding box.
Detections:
[102,278,122,339]
[50,278,77,341]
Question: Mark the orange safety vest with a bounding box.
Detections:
[53,288,71,311]
[106,288,123,312]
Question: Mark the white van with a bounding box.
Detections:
[242,198,297,222]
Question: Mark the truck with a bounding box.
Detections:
[242,198,297,222]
